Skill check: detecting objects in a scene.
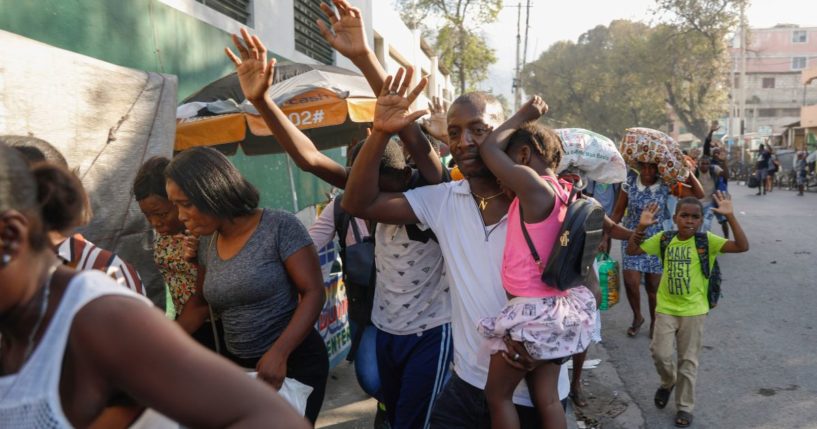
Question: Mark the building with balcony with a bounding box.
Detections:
[730,25,817,144]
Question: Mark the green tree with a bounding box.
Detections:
[522,21,668,140]
[648,0,746,139]
[397,0,502,94]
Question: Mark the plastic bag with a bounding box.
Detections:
[620,127,689,186]
[594,253,620,311]
[129,409,179,429]
[247,373,314,416]
[555,128,627,184]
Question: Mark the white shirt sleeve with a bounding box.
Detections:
[308,199,338,250]
[403,184,445,231]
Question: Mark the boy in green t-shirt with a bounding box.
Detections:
[626,192,749,428]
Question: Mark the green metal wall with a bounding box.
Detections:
[0,0,341,211]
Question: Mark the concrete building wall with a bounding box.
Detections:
[0,0,451,213]
[732,26,817,137]
[370,0,453,108]
[740,26,817,73]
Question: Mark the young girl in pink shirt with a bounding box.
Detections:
[477,97,596,429]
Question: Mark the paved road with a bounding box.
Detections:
[600,185,817,428]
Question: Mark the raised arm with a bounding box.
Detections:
[711,191,749,253]
[477,97,555,221]
[226,29,347,188]
[603,215,633,241]
[626,202,660,256]
[685,169,705,199]
[703,123,718,157]
[341,71,427,225]
[317,1,444,184]
[610,188,629,224]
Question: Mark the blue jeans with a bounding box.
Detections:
[757,169,768,191]
[349,321,382,400]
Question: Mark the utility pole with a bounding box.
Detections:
[738,2,747,165]
[513,2,522,111]
[728,39,735,151]
[520,0,531,100]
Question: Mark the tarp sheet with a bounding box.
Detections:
[0,30,178,307]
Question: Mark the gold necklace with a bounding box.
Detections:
[471,191,505,211]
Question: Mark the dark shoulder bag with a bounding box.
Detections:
[519,181,606,291]
[333,194,377,360]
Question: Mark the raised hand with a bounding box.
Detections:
[711,191,733,216]
[638,202,660,229]
[516,95,549,123]
[423,96,449,142]
[317,0,369,60]
[225,28,275,103]
[373,67,428,134]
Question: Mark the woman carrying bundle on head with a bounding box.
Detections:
[612,128,704,339]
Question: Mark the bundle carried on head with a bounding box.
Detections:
[555,128,627,184]
[620,127,689,186]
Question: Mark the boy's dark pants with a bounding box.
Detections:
[650,313,707,413]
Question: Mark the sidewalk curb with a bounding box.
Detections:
[568,341,646,429]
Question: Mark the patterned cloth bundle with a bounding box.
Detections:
[620,127,689,186]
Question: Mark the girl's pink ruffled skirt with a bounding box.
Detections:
[478,286,596,361]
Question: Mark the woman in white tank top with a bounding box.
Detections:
[0,144,308,428]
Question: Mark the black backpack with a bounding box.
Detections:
[332,195,378,362]
[659,231,722,309]
[520,182,605,291]
[333,194,377,326]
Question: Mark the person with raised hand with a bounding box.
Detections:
[331,67,454,429]
[474,96,596,429]
[225,28,348,188]
[343,87,573,425]
[626,193,747,428]
[316,0,445,185]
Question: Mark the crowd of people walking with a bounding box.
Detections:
[0,1,754,428]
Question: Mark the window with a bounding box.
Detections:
[195,0,251,24]
[762,77,775,89]
[758,108,776,117]
[294,0,334,64]
[780,108,801,117]
[793,30,807,43]
[792,57,807,70]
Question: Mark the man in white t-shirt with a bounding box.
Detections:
[343,89,569,427]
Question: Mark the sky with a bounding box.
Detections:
[480,0,816,101]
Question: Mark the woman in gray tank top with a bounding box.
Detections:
[166,147,329,423]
